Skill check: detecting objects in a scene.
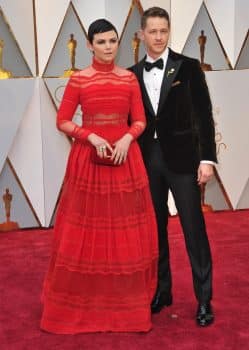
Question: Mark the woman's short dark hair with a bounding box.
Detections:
[141,7,170,29]
[87,19,119,44]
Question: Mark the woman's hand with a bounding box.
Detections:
[87,133,113,159]
[111,134,133,165]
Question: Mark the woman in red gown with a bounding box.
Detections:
[41,19,158,333]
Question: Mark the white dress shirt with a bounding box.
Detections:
[143,48,169,116]
[143,48,215,165]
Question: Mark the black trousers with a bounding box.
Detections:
[144,140,212,303]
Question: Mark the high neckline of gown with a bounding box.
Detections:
[92,57,115,72]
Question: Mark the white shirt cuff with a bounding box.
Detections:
[200,160,216,165]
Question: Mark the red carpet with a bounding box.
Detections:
[0,210,249,350]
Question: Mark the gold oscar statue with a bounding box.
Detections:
[0,39,13,79]
[198,30,212,71]
[62,34,79,77]
[200,183,213,212]
[132,32,140,64]
[0,188,19,232]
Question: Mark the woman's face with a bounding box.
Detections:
[88,30,119,63]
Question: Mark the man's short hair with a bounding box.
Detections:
[141,7,170,29]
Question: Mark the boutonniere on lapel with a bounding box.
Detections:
[167,68,175,78]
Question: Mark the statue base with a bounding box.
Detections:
[202,203,213,212]
[200,63,212,71]
[0,68,13,79]
[61,68,80,78]
[0,221,19,232]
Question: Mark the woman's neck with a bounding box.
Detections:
[92,57,114,72]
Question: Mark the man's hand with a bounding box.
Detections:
[197,163,214,185]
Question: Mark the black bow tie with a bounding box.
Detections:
[144,58,164,72]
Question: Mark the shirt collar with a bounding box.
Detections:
[146,47,169,66]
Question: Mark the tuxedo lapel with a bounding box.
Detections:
[157,50,183,116]
[135,57,156,118]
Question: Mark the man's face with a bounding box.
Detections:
[140,16,170,59]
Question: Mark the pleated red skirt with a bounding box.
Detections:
[41,133,158,333]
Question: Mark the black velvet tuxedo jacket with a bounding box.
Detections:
[129,49,217,174]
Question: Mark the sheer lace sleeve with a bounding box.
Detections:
[56,74,91,141]
[127,73,146,139]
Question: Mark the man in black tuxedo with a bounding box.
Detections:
[129,7,217,327]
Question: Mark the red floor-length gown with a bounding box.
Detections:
[40,58,158,333]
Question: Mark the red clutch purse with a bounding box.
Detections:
[92,147,120,166]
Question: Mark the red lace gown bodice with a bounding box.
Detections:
[56,58,146,144]
[40,58,158,334]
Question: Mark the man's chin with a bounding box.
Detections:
[151,48,166,56]
[154,44,166,50]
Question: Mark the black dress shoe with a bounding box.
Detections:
[151,291,172,314]
[196,302,214,327]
